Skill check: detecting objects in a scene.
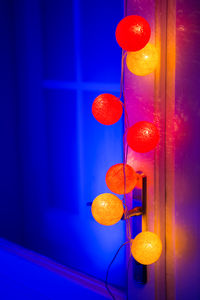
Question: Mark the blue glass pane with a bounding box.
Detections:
[41,0,76,81]
[44,89,78,212]
[80,0,123,83]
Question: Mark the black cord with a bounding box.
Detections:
[105,241,130,299]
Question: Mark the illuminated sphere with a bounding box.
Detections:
[92,94,123,125]
[115,15,151,51]
[126,43,158,76]
[127,121,159,153]
[105,163,137,195]
[91,193,124,226]
[131,231,162,265]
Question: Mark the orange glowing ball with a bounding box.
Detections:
[105,163,138,195]
[92,94,123,125]
[126,43,158,76]
[131,231,162,265]
[127,121,159,153]
[91,193,124,226]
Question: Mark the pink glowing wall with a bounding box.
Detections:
[175,0,200,299]
[125,0,200,299]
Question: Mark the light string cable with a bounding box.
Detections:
[118,0,131,242]
[121,51,131,241]
[122,1,132,299]
[105,241,131,300]
[121,42,132,300]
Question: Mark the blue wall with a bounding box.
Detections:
[0,0,23,244]
[0,0,126,290]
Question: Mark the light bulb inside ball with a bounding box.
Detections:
[126,43,158,76]
[127,121,159,153]
[131,231,162,265]
[91,193,124,226]
[92,94,123,125]
[115,15,151,51]
[105,163,138,195]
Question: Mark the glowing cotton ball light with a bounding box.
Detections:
[126,43,158,76]
[115,15,151,51]
[92,94,123,125]
[127,121,159,153]
[131,231,162,265]
[106,163,137,195]
[91,193,124,226]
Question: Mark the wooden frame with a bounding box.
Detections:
[155,0,176,299]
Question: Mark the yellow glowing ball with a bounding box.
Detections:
[126,43,158,76]
[91,193,124,226]
[131,231,162,265]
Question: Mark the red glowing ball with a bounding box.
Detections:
[115,15,151,51]
[92,94,123,125]
[127,121,159,153]
[106,163,138,195]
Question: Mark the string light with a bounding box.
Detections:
[126,43,158,76]
[115,15,151,51]
[127,121,159,153]
[91,193,124,226]
[92,94,123,125]
[90,8,162,295]
[131,231,162,265]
